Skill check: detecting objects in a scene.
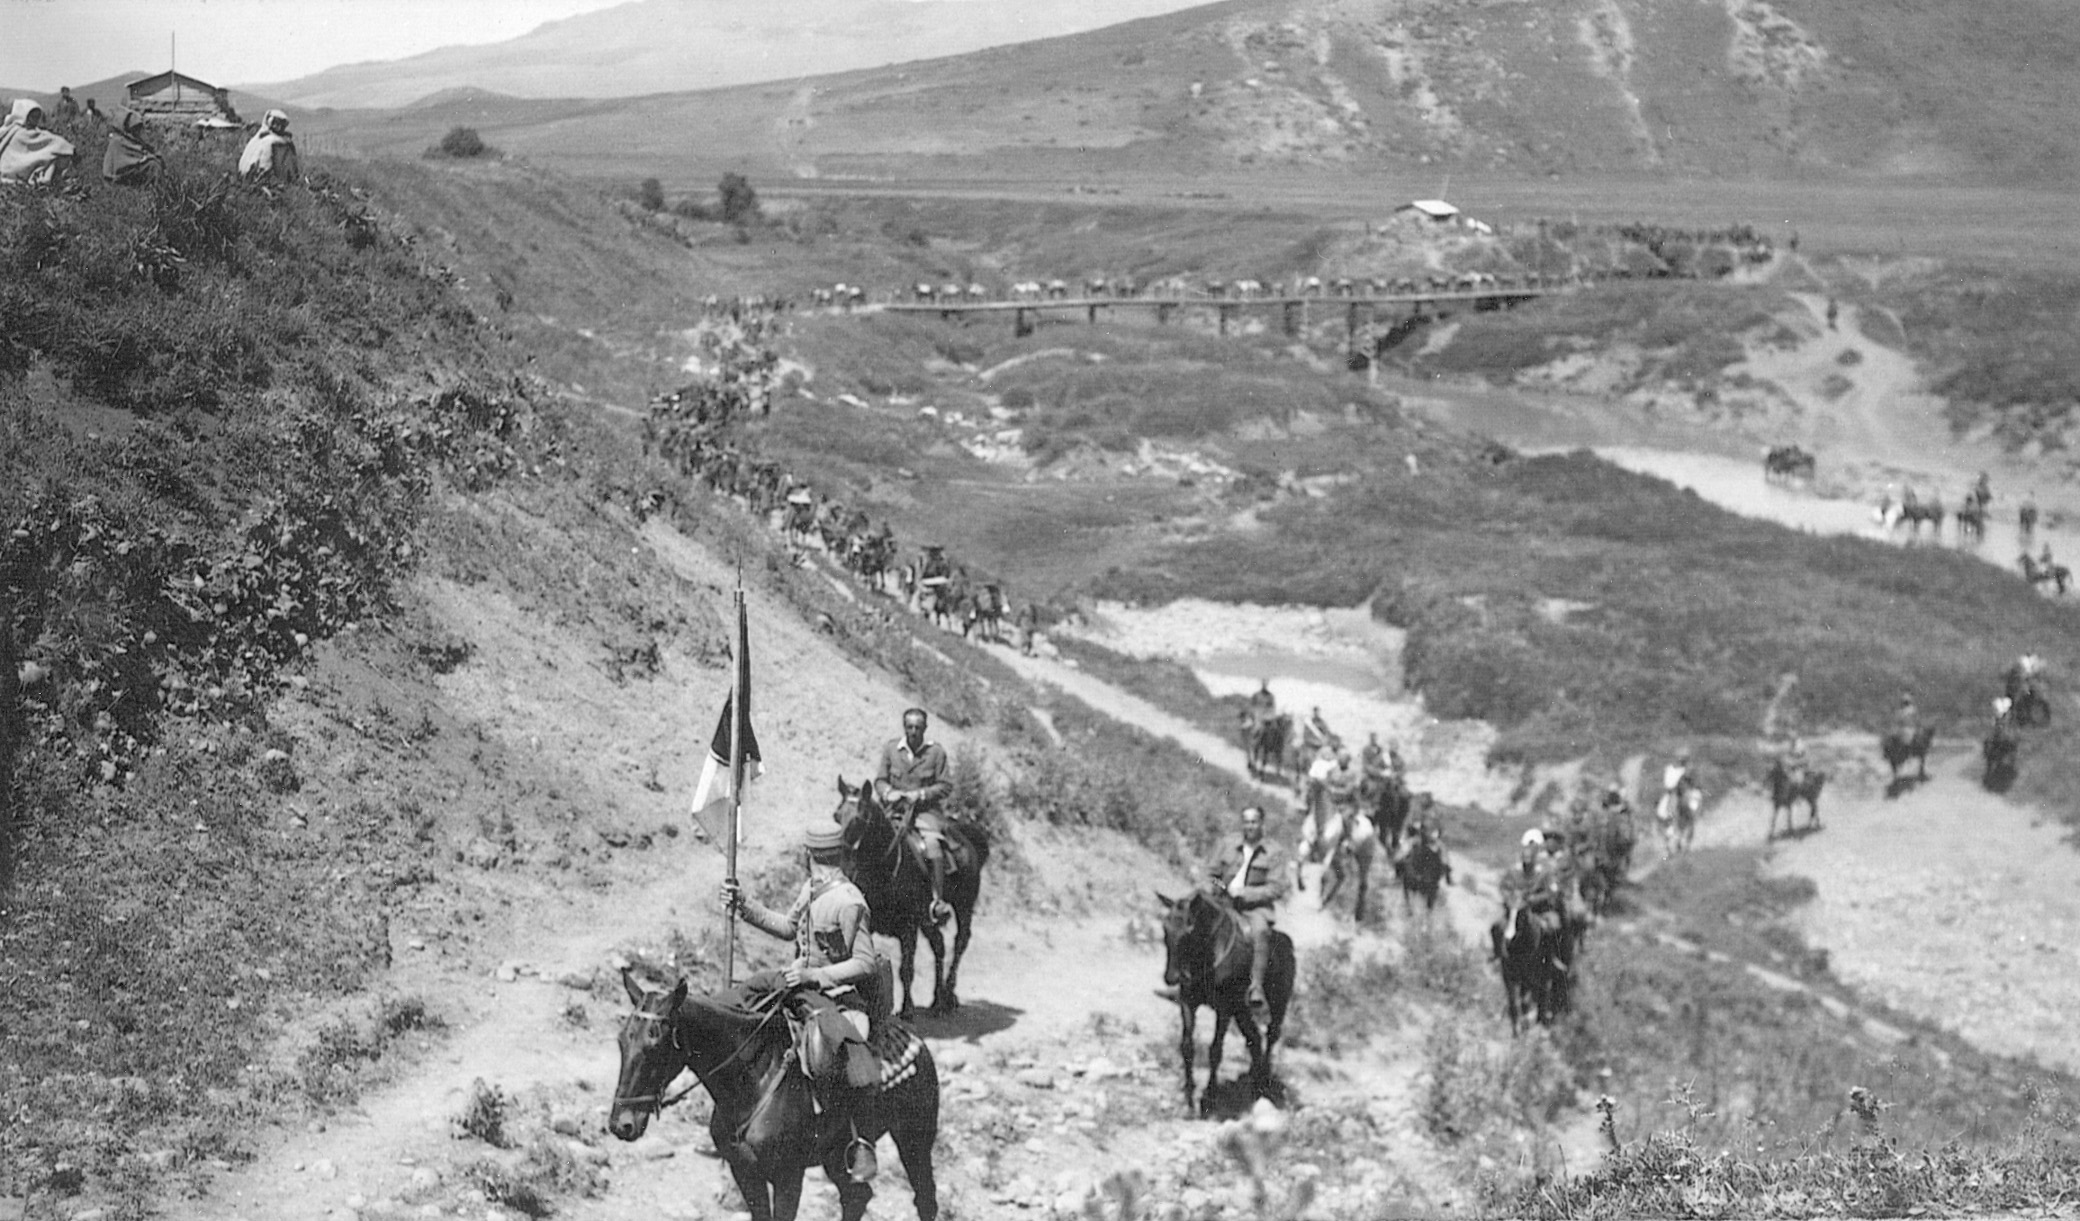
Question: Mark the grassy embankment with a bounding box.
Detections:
[0,129,569,1207]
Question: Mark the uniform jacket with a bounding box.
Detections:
[878,738,951,811]
[1202,834,1291,911]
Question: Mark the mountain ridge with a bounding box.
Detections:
[293,0,2078,189]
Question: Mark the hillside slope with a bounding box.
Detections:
[247,0,1231,108]
[301,0,2080,187]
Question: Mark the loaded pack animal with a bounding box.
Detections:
[609,971,941,1221]
[962,582,1005,644]
[1882,725,1936,785]
[1155,890,1294,1116]
[1765,758,1826,840]
[834,780,988,1018]
[1574,808,1636,916]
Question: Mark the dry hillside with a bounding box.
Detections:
[297,0,2080,188]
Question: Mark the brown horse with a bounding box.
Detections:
[1881,726,1935,785]
[1155,890,1294,1116]
[609,971,942,1221]
[1766,759,1825,840]
[1489,905,1565,1035]
[833,780,988,1018]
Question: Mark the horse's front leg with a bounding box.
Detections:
[920,921,950,1015]
[826,1147,876,1221]
[769,1165,807,1221]
[897,928,921,1020]
[1202,1009,1231,1116]
[1175,1003,1199,1115]
[940,902,973,1013]
[728,1160,777,1221]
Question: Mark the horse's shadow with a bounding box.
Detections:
[903,998,1022,1042]
[1768,822,1823,844]
[1883,774,1927,800]
[1200,1074,1289,1120]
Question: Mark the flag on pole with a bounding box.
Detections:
[690,593,760,852]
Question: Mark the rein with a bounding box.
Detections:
[616,997,790,1117]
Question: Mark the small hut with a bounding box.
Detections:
[124,70,242,128]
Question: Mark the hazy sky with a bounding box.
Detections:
[0,0,631,91]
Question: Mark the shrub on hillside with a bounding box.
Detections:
[430,126,494,159]
[718,173,761,225]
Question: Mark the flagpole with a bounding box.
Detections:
[723,583,748,987]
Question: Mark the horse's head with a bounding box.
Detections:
[609,969,689,1142]
[833,776,886,854]
[1155,889,1219,991]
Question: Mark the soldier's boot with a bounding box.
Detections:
[1247,924,1271,1018]
[923,840,952,925]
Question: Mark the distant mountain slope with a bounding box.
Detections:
[245,0,1230,109]
[303,0,2078,189]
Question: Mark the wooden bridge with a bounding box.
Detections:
[877,287,1557,343]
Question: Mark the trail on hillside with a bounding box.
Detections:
[1686,746,2080,1076]
[173,511,1540,1221]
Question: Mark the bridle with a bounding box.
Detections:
[612,995,789,1118]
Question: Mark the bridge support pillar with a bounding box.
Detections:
[1157,303,1174,326]
[1087,303,1100,325]
[1283,301,1302,337]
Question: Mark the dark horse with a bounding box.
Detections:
[1155,890,1294,1116]
[1881,726,1935,788]
[1393,826,1451,915]
[1240,711,1293,782]
[1766,759,1826,840]
[1490,906,1566,1035]
[1984,722,2020,790]
[609,972,941,1221]
[834,780,988,1019]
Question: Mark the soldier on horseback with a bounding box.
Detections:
[877,708,955,925]
[1360,731,1401,782]
[721,825,886,1173]
[1249,680,1277,719]
[1498,830,1569,958]
[1782,735,1812,788]
[1894,691,1920,738]
[1194,805,1290,1019]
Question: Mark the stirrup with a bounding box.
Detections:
[845,1127,878,1183]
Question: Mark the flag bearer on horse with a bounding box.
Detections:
[1196,806,1290,1018]
[877,708,955,925]
[722,824,886,1167]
